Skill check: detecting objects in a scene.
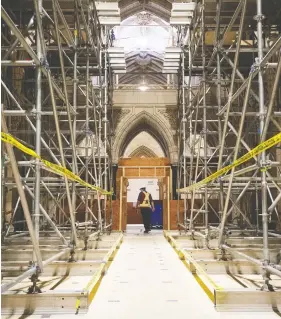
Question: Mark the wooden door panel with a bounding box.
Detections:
[127,203,142,224]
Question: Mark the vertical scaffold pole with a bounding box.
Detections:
[182,44,187,227]
[34,0,42,259]
[202,0,208,228]
[255,0,270,288]
[104,26,109,229]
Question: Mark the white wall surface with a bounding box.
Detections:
[113,89,177,106]
[124,132,165,157]
[127,179,159,203]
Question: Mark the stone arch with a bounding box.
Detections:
[112,111,177,164]
[124,131,165,158]
[129,145,158,158]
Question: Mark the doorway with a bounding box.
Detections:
[116,158,171,231]
[126,179,163,229]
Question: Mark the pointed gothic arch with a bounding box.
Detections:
[112,111,177,163]
[129,145,158,158]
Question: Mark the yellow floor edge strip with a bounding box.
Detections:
[76,233,123,313]
[163,231,217,304]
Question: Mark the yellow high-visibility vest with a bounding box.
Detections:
[139,191,151,208]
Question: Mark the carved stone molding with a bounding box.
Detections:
[112,110,178,164]
[112,109,131,131]
[157,108,178,130]
[136,12,152,25]
[129,145,158,158]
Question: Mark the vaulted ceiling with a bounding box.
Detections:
[102,1,174,86]
[110,0,281,85]
[113,8,174,86]
[118,0,172,22]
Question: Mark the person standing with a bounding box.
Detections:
[136,187,155,233]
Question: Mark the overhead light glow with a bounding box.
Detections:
[138,85,148,91]
[139,36,148,49]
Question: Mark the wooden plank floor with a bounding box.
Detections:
[3,230,280,319]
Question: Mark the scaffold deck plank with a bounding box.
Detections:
[86,232,280,318]
[1,232,280,318]
[165,232,281,313]
[1,234,123,317]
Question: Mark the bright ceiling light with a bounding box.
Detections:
[138,75,148,91]
[139,36,147,49]
[138,85,148,91]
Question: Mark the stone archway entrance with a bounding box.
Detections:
[112,110,178,164]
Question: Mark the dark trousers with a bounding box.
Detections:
[141,208,151,231]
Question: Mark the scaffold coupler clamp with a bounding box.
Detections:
[253,13,265,22]
[249,61,258,74]
[83,235,89,251]
[219,245,228,261]
[68,241,76,262]
[261,262,273,291]
[224,228,232,241]
[191,229,195,240]
[259,160,272,173]
[205,227,210,249]
[30,108,37,119]
[97,230,102,241]
[27,265,42,294]
[41,57,49,70]
[3,152,10,164]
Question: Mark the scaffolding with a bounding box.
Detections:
[1,0,117,293]
[1,0,281,306]
[176,0,281,287]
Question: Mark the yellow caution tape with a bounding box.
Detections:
[1,132,112,195]
[177,132,281,193]
[1,133,39,159]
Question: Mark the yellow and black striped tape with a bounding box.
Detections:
[1,132,112,195]
[177,132,281,193]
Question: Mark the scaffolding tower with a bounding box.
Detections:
[1,0,120,292]
[175,0,281,286]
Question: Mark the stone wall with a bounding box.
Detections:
[112,89,179,163]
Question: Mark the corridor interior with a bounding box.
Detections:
[1,0,281,317]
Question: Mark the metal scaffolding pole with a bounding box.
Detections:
[1,0,115,291]
[1,114,43,271]
[218,73,254,245]
[72,22,78,220]
[177,0,280,240]
[182,48,187,227]
[216,0,224,217]
[104,26,109,229]
[33,0,42,262]
[256,0,270,289]
[202,0,208,229]
[217,0,248,171]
